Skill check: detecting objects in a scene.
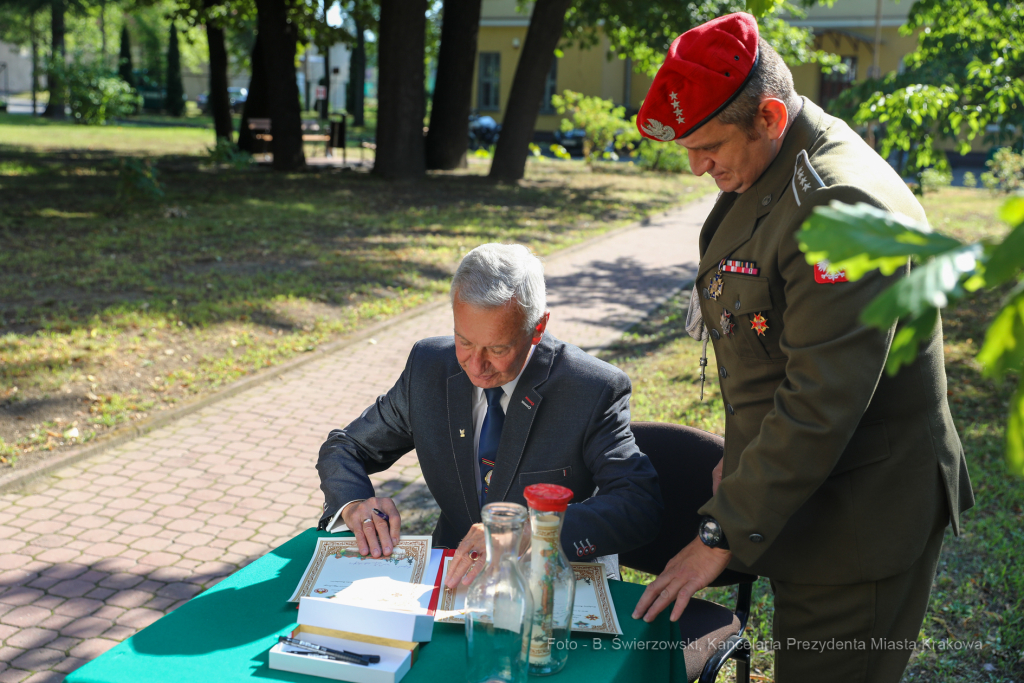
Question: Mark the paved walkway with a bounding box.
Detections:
[0,194,715,681]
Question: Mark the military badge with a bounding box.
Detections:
[721,259,759,276]
[814,260,849,283]
[708,270,725,300]
[751,313,769,336]
[720,309,734,336]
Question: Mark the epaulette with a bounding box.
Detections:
[791,149,825,207]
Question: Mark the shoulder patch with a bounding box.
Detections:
[791,149,825,207]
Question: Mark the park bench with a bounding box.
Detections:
[246,117,347,160]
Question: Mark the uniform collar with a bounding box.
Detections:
[697,97,824,281]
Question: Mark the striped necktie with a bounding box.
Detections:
[478,387,505,508]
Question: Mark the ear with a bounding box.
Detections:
[531,311,551,345]
[758,98,790,142]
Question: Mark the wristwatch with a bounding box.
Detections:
[698,515,730,550]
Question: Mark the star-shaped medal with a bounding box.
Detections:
[751,313,769,336]
[720,309,734,336]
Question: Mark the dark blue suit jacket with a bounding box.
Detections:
[316,333,663,559]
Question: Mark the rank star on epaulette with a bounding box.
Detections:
[751,313,768,336]
[791,149,825,207]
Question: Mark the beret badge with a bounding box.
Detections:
[640,119,676,142]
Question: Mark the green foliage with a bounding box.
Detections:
[831,0,1024,186]
[206,138,252,169]
[165,23,185,117]
[962,171,977,188]
[528,143,542,157]
[116,157,164,202]
[634,136,690,173]
[980,147,1024,194]
[551,90,638,165]
[797,201,961,279]
[549,144,571,161]
[49,55,143,125]
[563,0,837,78]
[920,166,952,195]
[799,198,1024,474]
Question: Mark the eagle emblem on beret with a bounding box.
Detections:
[641,119,676,142]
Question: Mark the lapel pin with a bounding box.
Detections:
[751,313,769,336]
[459,429,466,438]
[521,396,535,410]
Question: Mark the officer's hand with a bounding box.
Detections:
[632,537,731,623]
[446,523,486,589]
[445,520,535,589]
[341,497,401,558]
[712,457,723,496]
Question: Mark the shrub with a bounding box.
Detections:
[980,147,1024,193]
[962,171,977,188]
[51,55,142,125]
[117,158,164,203]
[549,144,571,161]
[920,166,952,194]
[635,137,691,173]
[206,138,252,169]
[550,90,638,165]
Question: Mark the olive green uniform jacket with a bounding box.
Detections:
[695,99,974,585]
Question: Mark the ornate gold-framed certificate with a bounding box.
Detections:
[434,557,623,635]
[288,535,432,603]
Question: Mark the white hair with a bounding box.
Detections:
[450,243,546,332]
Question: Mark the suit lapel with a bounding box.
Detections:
[486,336,554,504]
[447,370,481,526]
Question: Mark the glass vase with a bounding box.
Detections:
[523,484,575,676]
[465,502,533,683]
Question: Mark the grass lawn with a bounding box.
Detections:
[0,119,716,467]
[603,187,1023,682]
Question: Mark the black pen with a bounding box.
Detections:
[278,636,371,666]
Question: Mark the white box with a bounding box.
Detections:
[299,596,435,643]
[269,627,414,683]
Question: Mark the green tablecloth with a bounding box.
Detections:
[67,529,681,683]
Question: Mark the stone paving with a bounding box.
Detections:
[0,194,714,681]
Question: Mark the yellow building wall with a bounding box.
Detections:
[473,26,657,132]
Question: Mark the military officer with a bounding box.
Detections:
[630,13,974,683]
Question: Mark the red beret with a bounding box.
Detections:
[637,13,760,142]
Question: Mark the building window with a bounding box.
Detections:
[819,56,857,111]
[478,52,500,111]
[540,59,558,114]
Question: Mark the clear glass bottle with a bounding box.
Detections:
[523,483,575,676]
[465,502,533,683]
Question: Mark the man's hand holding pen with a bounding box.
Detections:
[341,497,401,558]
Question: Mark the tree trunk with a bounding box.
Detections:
[31,13,38,116]
[349,21,365,127]
[165,24,185,116]
[253,0,305,170]
[204,0,234,141]
[489,0,572,182]
[43,0,66,119]
[424,0,482,170]
[322,47,330,120]
[238,35,271,153]
[373,0,426,180]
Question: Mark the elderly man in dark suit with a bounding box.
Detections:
[316,243,662,586]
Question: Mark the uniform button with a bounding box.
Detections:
[702,288,710,299]
[749,533,764,543]
[734,300,741,311]
[711,329,720,340]
[727,404,735,415]
[761,194,772,206]
[719,366,727,378]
